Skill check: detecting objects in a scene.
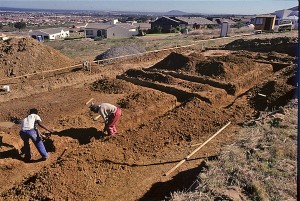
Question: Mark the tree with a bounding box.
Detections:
[0,23,3,29]
[14,22,26,31]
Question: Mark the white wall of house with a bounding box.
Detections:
[85,25,138,39]
[29,29,69,40]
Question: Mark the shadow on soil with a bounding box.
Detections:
[54,127,101,144]
[0,147,22,160]
[139,160,210,201]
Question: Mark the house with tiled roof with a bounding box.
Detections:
[171,17,217,29]
[29,28,69,40]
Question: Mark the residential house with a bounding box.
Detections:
[170,17,216,29]
[132,22,151,33]
[84,20,138,39]
[69,23,87,37]
[213,18,236,27]
[151,16,183,33]
[29,28,69,40]
[151,16,215,33]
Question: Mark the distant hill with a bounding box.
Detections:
[163,10,190,16]
[289,6,298,11]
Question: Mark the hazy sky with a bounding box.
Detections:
[0,0,298,15]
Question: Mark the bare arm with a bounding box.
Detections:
[36,120,53,133]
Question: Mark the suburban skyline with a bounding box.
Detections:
[0,1,298,15]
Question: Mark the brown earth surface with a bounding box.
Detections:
[0,32,298,201]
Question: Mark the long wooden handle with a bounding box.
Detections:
[86,98,94,105]
[94,115,101,121]
[164,121,231,176]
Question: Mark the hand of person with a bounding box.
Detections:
[39,133,47,140]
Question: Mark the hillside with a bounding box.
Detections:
[170,99,297,200]
[0,31,297,200]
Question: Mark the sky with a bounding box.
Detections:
[0,0,298,15]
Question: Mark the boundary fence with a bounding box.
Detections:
[0,33,253,85]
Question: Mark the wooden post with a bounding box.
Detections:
[89,62,92,74]
[163,121,231,176]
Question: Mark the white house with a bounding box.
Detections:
[84,22,138,39]
[29,28,70,40]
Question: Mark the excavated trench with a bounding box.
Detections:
[118,49,295,111]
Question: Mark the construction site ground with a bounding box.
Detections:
[0,31,298,200]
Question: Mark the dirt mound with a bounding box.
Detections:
[196,54,256,80]
[0,37,75,79]
[151,51,263,82]
[151,52,206,72]
[232,50,295,63]
[91,78,137,94]
[224,37,298,56]
[117,89,172,109]
[95,44,146,60]
[124,69,176,84]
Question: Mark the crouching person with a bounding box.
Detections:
[89,102,121,136]
[20,108,53,162]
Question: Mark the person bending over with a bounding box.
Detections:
[89,102,121,136]
[19,108,53,162]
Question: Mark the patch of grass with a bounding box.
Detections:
[169,99,297,201]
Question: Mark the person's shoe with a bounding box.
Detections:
[39,157,48,161]
[24,157,31,163]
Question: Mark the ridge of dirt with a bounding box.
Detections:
[91,78,138,94]
[224,36,298,56]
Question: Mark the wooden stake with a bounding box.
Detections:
[164,121,231,176]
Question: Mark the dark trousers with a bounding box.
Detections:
[20,129,48,160]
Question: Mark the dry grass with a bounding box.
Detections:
[169,99,297,201]
[43,27,257,62]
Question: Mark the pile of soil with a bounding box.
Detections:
[0,37,75,79]
[150,51,268,82]
[232,50,295,63]
[95,44,146,60]
[224,37,298,56]
[124,69,176,84]
[196,55,259,80]
[91,78,138,94]
[151,52,206,72]
[117,89,173,109]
